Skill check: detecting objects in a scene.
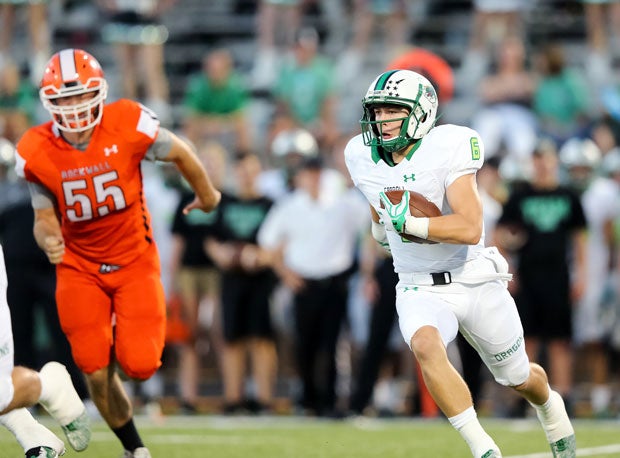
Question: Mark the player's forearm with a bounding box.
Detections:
[33,211,62,250]
[175,155,221,212]
[424,214,483,245]
[33,209,65,264]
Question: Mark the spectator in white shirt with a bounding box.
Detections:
[258,155,369,416]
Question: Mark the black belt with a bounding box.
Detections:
[431,272,452,285]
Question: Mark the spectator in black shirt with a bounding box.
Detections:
[495,139,587,414]
[168,142,226,413]
[205,152,277,414]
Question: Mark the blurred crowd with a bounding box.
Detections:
[2,0,620,420]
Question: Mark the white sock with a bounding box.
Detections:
[38,362,83,425]
[449,406,499,457]
[0,408,64,452]
[529,388,574,443]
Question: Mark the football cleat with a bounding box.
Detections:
[18,412,66,457]
[550,434,576,458]
[480,449,502,458]
[25,446,63,458]
[532,391,575,458]
[38,362,91,451]
[60,410,91,452]
[122,447,152,458]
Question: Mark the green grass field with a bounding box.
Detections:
[0,415,617,457]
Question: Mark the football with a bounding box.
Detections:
[379,189,441,244]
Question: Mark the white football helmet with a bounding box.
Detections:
[558,137,601,169]
[559,137,601,191]
[271,128,319,158]
[361,69,438,153]
[39,48,108,133]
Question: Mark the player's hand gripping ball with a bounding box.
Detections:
[379,189,441,244]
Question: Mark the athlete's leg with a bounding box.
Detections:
[0,359,86,453]
[0,368,65,456]
[85,366,132,427]
[106,245,165,455]
[0,248,86,454]
[113,246,166,380]
[411,326,500,458]
[512,364,575,457]
[411,326,472,416]
[398,284,500,458]
[0,408,64,456]
[466,281,575,458]
[37,362,90,451]
[2,367,40,411]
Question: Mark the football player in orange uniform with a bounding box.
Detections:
[14,48,221,458]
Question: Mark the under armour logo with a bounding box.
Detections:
[403,174,415,182]
[104,144,118,156]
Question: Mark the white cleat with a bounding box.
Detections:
[534,391,576,458]
[26,417,66,457]
[25,446,64,458]
[122,447,152,458]
[550,434,576,458]
[38,362,91,451]
[59,410,90,452]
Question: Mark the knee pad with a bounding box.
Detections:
[491,354,530,387]
[0,375,14,412]
[117,353,161,380]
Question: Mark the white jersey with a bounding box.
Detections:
[581,176,620,283]
[0,245,15,411]
[574,175,620,343]
[344,124,485,273]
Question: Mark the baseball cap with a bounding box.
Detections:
[532,137,558,157]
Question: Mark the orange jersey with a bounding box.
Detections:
[16,99,160,266]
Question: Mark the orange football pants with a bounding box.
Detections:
[56,242,166,379]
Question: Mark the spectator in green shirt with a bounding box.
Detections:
[272,27,340,151]
[182,48,251,154]
[0,59,37,143]
[533,44,592,145]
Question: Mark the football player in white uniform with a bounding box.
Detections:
[344,69,576,458]
[0,247,91,457]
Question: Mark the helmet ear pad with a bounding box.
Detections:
[406,102,434,140]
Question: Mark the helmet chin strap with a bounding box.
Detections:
[381,136,412,153]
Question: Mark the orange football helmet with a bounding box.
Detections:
[39,48,108,133]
